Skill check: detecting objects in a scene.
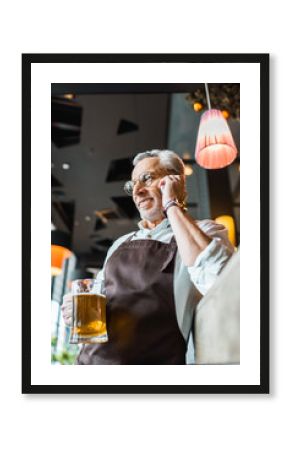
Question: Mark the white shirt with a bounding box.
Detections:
[96,218,234,343]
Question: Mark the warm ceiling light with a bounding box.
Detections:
[51,246,72,276]
[193,102,203,112]
[184,164,193,176]
[221,110,230,119]
[215,215,236,247]
[195,84,238,169]
[63,94,75,100]
[51,230,72,276]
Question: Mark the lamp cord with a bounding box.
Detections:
[205,83,211,110]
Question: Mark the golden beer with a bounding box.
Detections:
[70,279,108,344]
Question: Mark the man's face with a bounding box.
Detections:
[131,157,167,223]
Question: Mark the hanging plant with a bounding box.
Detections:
[187,84,240,120]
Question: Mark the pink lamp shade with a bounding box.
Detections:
[195,109,238,169]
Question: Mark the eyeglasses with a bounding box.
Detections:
[124,171,161,196]
[124,169,181,196]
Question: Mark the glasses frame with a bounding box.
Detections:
[124,169,180,196]
[124,170,162,196]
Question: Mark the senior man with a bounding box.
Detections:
[62,149,234,364]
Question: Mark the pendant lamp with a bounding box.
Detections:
[51,230,72,276]
[215,215,236,247]
[195,84,238,169]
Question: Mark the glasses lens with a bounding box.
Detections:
[124,181,133,196]
[141,172,153,186]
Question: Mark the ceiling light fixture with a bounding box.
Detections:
[184,164,193,176]
[63,94,75,100]
[62,163,70,170]
[193,102,203,112]
[195,83,238,169]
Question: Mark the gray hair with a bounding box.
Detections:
[133,149,185,175]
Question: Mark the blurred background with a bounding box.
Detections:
[51,83,240,364]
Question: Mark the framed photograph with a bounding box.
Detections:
[22,53,269,394]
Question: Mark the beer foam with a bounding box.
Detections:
[73,291,106,297]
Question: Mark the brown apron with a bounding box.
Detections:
[76,234,186,365]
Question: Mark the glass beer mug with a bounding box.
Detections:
[69,278,108,344]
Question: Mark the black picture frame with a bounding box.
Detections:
[22,53,269,394]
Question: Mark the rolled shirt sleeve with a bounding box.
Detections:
[187,220,235,295]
